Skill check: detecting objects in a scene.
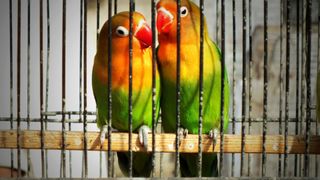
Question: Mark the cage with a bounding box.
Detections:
[0,0,319,178]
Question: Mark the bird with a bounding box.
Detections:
[156,0,230,177]
[92,11,161,177]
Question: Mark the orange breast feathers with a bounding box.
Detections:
[93,45,153,92]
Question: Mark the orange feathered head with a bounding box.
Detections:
[156,0,206,43]
[98,11,152,51]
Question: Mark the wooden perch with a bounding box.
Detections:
[0,130,319,154]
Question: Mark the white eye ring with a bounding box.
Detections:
[180,6,188,17]
[115,26,129,37]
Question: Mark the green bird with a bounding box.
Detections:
[92,11,160,177]
[156,0,230,177]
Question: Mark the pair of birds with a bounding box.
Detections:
[92,0,230,177]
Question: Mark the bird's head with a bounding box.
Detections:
[156,0,204,42]
[111,11,152,49]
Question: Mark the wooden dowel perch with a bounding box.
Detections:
[0,130,319,154]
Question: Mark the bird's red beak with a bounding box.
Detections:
[135,21,152,49]
[157,7,174,34]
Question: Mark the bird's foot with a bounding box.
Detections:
[208,128,219,146]
[178,127,188,145]
[178,127,188,138]
[138,125,151,150]
[100,125,108,145]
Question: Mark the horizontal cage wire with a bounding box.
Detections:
[0,0,319,178]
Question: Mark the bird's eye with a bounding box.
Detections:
[115,26,129,37]
[180,6,188,17]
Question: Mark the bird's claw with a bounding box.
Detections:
[139,125,151,150]
[178,127,188,145]
[178,127,188,138]
[208,128,219,146]
[100,125,108,145]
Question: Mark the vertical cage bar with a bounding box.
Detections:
[27,0,31,177]
[299,0,306,176]
[231,0,236,176]
[248,0,253,176]
[278,0,284,177]
[316,2,320,176]
[159,118,163,177]
[79,0,83,136]
[284,0,292,176]
[219,0,225,176]
[80,0,84,177]
[96,0,102,177]
[151,0,157,177]
[114,0,117,14]
[198,0,204,177]
[128,0,135,177]
[175,0,181,177]
[39,0,46,177]
[304,0,312,176]
[107,0,113,177]
[294,0,301,176]
[215,0,219,45]
[68,114,72,177]
[44,0,50,177]
[61,0,67,177]
[16,0,22,177]
[99,125,102,176]
[96,0,100,41]
[240,0,247,176]
[284,0,291,176]
[9,0,13,177]
[83,0,88,177]
[262,0,268,176]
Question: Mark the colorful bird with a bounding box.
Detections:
[92,11,160,177]
[156,0,230,177]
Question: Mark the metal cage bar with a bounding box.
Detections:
[304,0,312,177]
[240,0,247,176]
[16,0,22,177]
[248,0,253,176]
[219,0,226,176]
[96,0,100,41]
[9,0,14,177]
[44,0,50,177]
[231,0,236,176]
[39,0,46,178]
[317,0,320,176]
[284,0,291,176]
[128,0,135,177]
[278,0,284,176]
[299,1,306,176]
[294,0,301,176]
[107,0,113,177]
[78,0,84,176]
[83,0,88,177]
[114,0,117,14]
[96,3,102,173]
[175,0,181,177]
[26,0,31,177]
[262,0,269,176]
[197,0,204,177]
[61,0,67,177]
[215,0,219,46]
[151,0,157,177]
[68,113,72,177]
